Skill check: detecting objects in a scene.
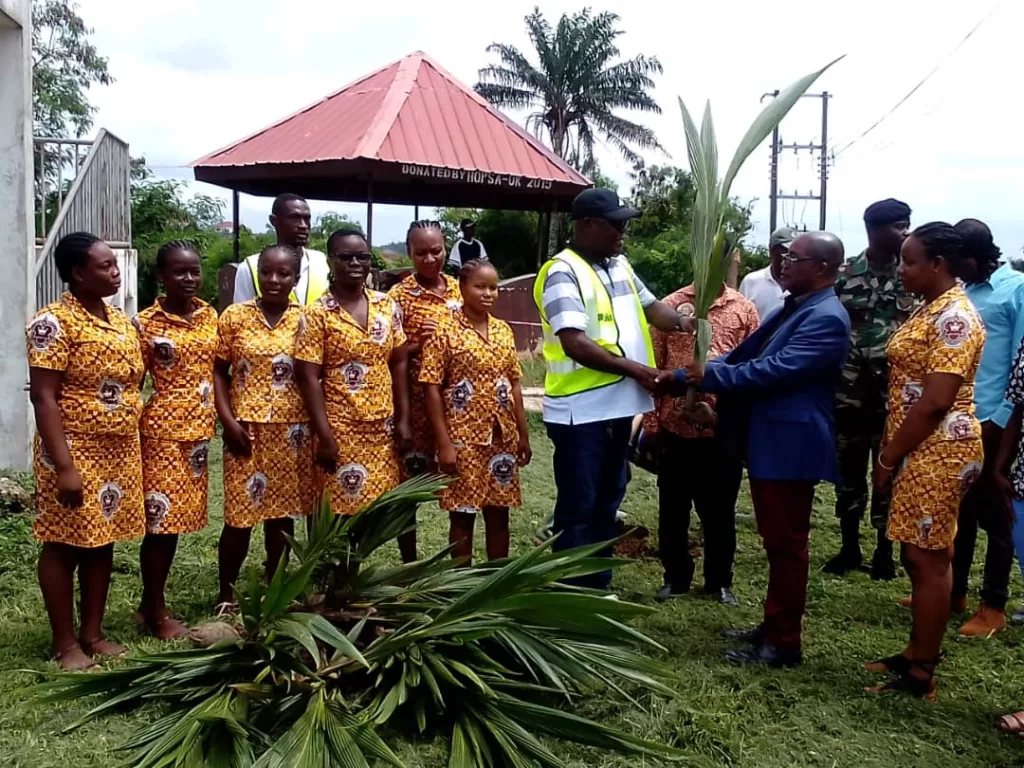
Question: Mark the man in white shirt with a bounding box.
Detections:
[232,193,330,306]
[449,218,489,271]
[534,188,692,591]
[739,226,797,319]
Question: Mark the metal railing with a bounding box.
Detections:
[34,130,131,310]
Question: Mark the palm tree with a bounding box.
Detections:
[476,8,663,173]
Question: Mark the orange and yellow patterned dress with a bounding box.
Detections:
[294,291,405,515]
[216,301,314,528]
[134,298,218,535]
[419,312,523,514]
[387,273,462,476]
[885,284,985,550]
[27,293,144,547]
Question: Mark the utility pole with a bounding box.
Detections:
[762,91,830,231]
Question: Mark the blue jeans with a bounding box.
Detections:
[545,417,632,590]
[1012,499,1024,580]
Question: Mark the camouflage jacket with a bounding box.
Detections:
[835,250,915,363]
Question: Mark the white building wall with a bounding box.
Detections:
[0,0,34,469]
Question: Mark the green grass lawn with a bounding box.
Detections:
[2,414,1024,766]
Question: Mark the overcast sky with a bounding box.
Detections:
[79,0,1017,258]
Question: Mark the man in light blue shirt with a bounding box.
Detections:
[955,219,1024,635]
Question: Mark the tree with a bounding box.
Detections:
[476,8,663,171]
[31,0,112,138]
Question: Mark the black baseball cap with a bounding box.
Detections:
[570,188,639,222]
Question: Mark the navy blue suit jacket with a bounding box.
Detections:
[684,286,851,482]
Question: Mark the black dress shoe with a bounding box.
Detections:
[655,583,689,602]
[721,625,764,645]
[714,588,739,607]
[723,644,802,668]
[822,548,863,576]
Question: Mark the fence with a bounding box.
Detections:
[33,130,133,312]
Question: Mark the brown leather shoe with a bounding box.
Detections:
[958,603,1007,637]
[897,594,969,613]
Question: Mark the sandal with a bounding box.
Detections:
[51,644,100,672]
[997,711,1024,736]
[864,650,946,675]
[865,658,939,701]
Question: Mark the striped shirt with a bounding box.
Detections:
[540,252,657,425]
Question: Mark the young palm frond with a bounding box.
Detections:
[682,57,845,376]
[33,478,686,766]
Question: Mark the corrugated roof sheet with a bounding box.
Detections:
[191,51,588,186]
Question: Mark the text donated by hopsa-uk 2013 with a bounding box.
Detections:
[400,164,554,190]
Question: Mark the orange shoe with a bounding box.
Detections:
[958,604,1007,637]
[897,595,968,613]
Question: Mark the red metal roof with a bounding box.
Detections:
[191,51,590,199]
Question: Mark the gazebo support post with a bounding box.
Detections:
[231,189,240,262]
[366,177,374,247]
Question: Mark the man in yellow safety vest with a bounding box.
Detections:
[232,193,331,306]
[532,188,693,591]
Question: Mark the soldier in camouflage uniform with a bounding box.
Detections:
[824,199,913,580]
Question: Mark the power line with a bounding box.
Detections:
[832,3,1002,158]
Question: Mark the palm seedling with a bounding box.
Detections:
[34,475,686,767]
[679,57,843,414]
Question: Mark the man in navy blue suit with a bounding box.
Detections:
[657,231,851,668]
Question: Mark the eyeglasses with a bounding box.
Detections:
[781,254,821,265]
[601,218,629,234]
[333,252,373,263]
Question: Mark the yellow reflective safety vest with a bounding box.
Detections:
[245,248,330,306]
[532,248,654,397]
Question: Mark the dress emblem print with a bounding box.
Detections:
[98,482,123,521]
[337,463,369,497]
[246,473,268,505]
[902,382,923,410]
[189,442,209,477]
[235,359,252,387]
[151,336,176,367]
[495,377,511,409]
[369,314,389,344]
[341,361,369,392]
[288,423,310,452]
[960,462,983,498]
[270,354,294,390]
[449,379,474,412]
[98,379,123,411]
[198,380,213,408]
[936,308,971,347]
[489,454,516,486]
[145,492,171,531]
[943,411,975,441]
[28,313,61,351]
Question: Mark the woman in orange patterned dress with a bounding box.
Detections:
[214,245,315,612]
[421,260,531,564]
[867,223,985,698]
[27,232,144,670]
[295,228,410,523]
[133,241,218,639]
[386,220,462,561]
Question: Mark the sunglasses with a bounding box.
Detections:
[333,252,373,263]
[589,217,628,234]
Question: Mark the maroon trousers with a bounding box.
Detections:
[749,478,817,653]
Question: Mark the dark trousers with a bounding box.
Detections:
[657,433,742,591]
[952,424,1013,610]
[749,478,816,653]
[546,417,633,590]
[834,401,890,530]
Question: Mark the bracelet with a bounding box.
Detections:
[878,455,898,471]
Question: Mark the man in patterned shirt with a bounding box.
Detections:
[642,283,759,606]
[824,198,913,580]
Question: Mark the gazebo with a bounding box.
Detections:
[190,50,591,257]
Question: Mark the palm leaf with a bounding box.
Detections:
[681,56,844,365]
